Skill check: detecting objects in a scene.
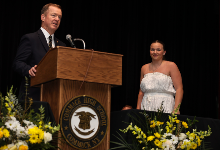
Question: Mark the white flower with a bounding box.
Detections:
[170,144,176,150]
[10,116,17,121]
[171,135,178,145]
[161,133,173,140]
[5,118,21,132]
[179,133,187,141]
[162,140,174,150]
[5,120,16,130]
[12,121,21,131]
[23,120,33,126]
[44,132,52,144]
[7,143,15,148]
[16,126,26,137]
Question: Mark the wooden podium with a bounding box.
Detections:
[31,46,122,150]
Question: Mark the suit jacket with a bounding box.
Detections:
[13,29,66,101]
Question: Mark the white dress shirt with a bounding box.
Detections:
[40,27,55,48]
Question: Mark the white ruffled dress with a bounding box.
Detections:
[140,72,176,113]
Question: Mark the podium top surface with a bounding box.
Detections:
[31,46,123,86]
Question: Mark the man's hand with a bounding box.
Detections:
[29,65,37,76]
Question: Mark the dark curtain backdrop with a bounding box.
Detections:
[0,1,219,119]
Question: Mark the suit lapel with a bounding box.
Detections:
[37,29,49,52]
[55,37,59,47]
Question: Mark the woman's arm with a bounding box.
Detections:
[137,89,144,109]
[136,65,146,109]
[169,62,184,114]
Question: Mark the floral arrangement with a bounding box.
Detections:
[0,86,60,150]
[110,105,212,150]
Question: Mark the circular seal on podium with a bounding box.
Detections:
[60,95,108,149]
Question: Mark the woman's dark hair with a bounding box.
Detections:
[151,40,165,51]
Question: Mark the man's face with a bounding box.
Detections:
[41,6,62,35]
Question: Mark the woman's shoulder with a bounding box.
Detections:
[142,63,150,67]
[163,61,180,73]
[141,63,150,70]
[163,61,178,67]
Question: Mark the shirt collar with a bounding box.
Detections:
[40,27,54,40]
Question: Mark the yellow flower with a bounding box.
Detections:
[189,133,196,141]
[182,121,188,128]
[37,138,42,144]
[28,126,39,135]
[154,132,161,138]
[147,136,155,141]
[186,131,190,135]
[19,145,28,150]
[5,103,9,107]
[29,134,39,144]
[0,131,3,139]
[175,120,180,123]
[134,126,141,132]
[139,140,142,144]
[180,144,185,149]
[154,139,162,147]
[7,107,11,112]
[197,137,202,146]
[150,123,156,128]
[132,131,137,135]
[156,121,164,126]
[200,134,204,139]
[38,129,44,140]
[136,135,142,139]
[165,126,170,133]
[143,133,147,139]
[0,145,8,150]
[158,121,164,125]
[191,142,197,149]
[3,129,10,138]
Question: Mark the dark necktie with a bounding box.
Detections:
[48,35,52,49]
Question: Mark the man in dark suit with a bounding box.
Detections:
[13,3,66,101]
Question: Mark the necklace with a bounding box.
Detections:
[151,61,163,72]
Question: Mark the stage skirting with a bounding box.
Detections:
[110,109,220,150]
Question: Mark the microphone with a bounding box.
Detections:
[66,34,76,48]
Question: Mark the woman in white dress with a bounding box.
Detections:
[136,40,183,114]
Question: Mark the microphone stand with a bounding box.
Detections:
[74,38,85,49]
